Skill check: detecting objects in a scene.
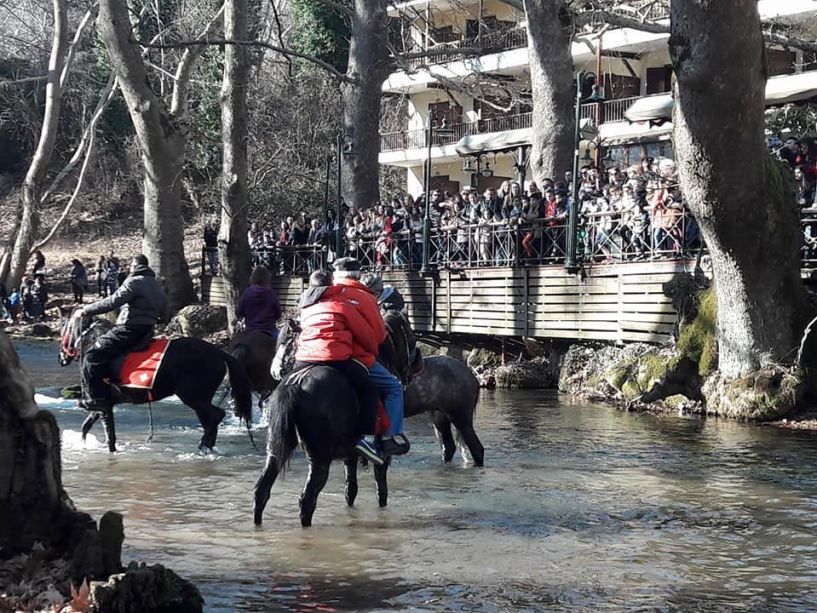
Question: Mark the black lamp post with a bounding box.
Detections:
[335,132,355,258]
[565,71,605,273]
[420,111,454,275]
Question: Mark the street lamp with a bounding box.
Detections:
[420,111,454,275]
[335,132,355,258]
[565,71,605,273]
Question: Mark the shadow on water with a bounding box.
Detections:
[13,340,817,611]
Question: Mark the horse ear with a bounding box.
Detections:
[58,305,73,318]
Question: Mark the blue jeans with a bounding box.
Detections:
[368,361,403,437]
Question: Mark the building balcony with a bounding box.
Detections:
[380,96,642,154]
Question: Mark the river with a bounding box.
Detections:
[16,339,817,612]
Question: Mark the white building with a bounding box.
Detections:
[379,0,817,196]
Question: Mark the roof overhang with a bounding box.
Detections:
[624,72,817,123]
[455,118,596,156]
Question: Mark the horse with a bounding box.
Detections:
[254,313,423,527]
[229,329,279,409]
[59,309,253,453]
[255,312,485,527]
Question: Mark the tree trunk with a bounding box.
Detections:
[219,0,252,333]
[670,0,806,377]
[523,0,575,185]
[97,0,196,311]
[340,0,390,209]
[2,0,68,292]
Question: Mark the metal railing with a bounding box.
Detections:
[380,98,639,152]
[201,245,328,277]
[405,26,528,69]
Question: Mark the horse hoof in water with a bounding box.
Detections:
[198,445,222,456]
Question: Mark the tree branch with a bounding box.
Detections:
[60,5,98,89]
[170,3,226,120]
[39,73,119,206]
[142,39,359,83]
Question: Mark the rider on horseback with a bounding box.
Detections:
[360,273,411,457]
[333,261,410,458]
[293,266,386,465]
[237,265,282,338]
[74,254,169,411]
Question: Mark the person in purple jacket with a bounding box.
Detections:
[236,266,282,338]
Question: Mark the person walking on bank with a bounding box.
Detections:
[74,254,169,411]
[31,249,45,275]
[70,259,87,303]
[95,255,107,297]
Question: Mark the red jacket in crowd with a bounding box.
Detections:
[295,281,385,368]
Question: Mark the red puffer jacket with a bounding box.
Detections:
[295,284,382,366]
[332,278,386,366]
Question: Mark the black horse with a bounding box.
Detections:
[254,314,423,527]
[230,329,279,409]
[59,310,253,453]
[255,312,485,527]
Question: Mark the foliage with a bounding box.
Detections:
[765,104,817,139]
[676,287,718,376]
[290,0,351,73]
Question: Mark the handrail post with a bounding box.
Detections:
[565,71,585,273]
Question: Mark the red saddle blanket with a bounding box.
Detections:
[118,338,171,390]
[375,400,390,437]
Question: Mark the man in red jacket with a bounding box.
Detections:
[293,266,386,464]
[333,258,410,457]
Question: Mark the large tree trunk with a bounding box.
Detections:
[2,0,68,292]
[219,0,252,333]
[340,0,390,209]
[523,0,574,184]
[670,0,806,378]
[98,0,196,311]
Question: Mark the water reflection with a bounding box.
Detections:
[14,341,817,611]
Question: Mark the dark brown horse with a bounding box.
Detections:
[230,330,279,408]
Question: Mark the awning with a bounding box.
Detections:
[598,120,673,146]
[455,118,596,156]
[624,72,817,123]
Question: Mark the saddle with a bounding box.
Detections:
[106,337,171,391]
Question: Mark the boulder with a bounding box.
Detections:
[494,358,552,389]
[165,305,227,339]
[31,323,54,338]
[466,347,502,370]
[90,562,203,613]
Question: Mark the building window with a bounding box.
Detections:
[646,65,673,95]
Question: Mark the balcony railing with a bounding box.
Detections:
[379,97,642,152]
[380,113,532,152]
[406,27,528,69]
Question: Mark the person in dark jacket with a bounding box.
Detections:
[30,275,48,320]
[31,250,45,275]
[203,219,219,275]
[75,254,169,410]
[236,266,282,338]
[95,255,107,297]
[70,259,87,303]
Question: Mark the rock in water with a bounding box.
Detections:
[99,511,124,577]
[90,562,203,613]
[31,323,54,337]
[164,305,227,338]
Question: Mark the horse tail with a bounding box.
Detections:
[224,352,253,425]
[266,384,299,476]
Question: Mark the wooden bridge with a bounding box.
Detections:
[202,259,693,344]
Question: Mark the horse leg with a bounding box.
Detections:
[193,403,226,451]
[373,457,390,508]
[344,457,359,507]
[451,413,485,467]
[100,409,117,453]
[430,410,457,463]
[253,454,280,526]
[81,412,101,442]
[299,459,330,528]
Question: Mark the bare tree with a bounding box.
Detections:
[670,0,808,378]
[0,0,68,291]
[524,0,575,183]
[96,0,226,310]
[219,0,252,331]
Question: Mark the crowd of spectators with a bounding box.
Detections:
[0,250,124,325]
[202,156,698,274]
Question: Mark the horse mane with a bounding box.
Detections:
[383,310,416,385]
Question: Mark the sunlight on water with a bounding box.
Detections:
[15,340,817,611]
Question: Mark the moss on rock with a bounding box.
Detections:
[676,287,718,376]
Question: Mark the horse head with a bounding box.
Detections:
[58,307,111,367]
[271,317,301,380]
[382,310,423,386]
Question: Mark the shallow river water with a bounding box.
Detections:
[16,340,817,612]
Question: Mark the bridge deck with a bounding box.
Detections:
[202,259,696,343]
